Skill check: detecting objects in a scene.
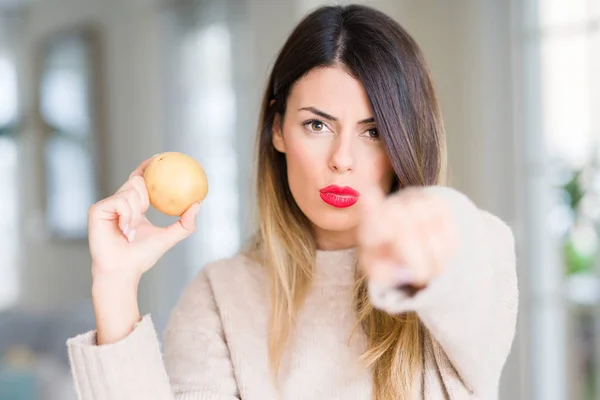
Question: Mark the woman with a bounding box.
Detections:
[68,4,517,400]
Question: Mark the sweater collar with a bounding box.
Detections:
[314,247,358,286]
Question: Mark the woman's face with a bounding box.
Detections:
[272,66,395,250]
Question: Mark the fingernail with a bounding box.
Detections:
[128,229,136,243]
[394,267,413,286]
[122,225,129,235]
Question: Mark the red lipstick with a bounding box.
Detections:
[319,185,360,208]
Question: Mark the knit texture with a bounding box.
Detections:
[67,186,518,399]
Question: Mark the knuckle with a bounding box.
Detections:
[88,203,100,218]
[131,175,145,187]
[126,189,139,204]
[115,197,129,212]
[183,220,196,234]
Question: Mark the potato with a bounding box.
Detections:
[143,152,208,216]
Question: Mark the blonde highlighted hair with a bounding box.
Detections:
[248,5,447,399]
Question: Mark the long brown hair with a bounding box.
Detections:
[250,4,446,399]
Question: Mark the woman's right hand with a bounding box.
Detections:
[88,156,201,344]
[89,156,201,283]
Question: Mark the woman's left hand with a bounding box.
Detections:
[358,187,459,289]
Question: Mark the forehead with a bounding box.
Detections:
[287,66,373,119]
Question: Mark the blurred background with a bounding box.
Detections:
[0,0,598,398]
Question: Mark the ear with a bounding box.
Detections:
[272,113,286,153]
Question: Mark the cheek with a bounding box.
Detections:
[286,138,313,172]
[283,132,328,183]
[358,145,395,190]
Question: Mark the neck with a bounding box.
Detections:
[313,226,357,251]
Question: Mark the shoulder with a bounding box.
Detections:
[426,185,515,248]
[478,209,514,246]
[430,186,519,318]
[426,185,517,279]
[475,211,518,320]
[479,209,518,291]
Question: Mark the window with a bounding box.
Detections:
[0,41,20,310]
[39,31,101,239]
[520,1,600,399]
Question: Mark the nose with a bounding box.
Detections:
[328,136,354,173]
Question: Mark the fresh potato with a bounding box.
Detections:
[143,152,208,216]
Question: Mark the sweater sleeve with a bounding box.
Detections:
[368,186,518,398]
[67,272,239,400]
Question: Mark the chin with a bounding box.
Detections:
[306,207,359,233]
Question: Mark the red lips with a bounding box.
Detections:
[319,185,360,208]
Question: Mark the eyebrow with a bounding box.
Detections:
[298,106,375,125]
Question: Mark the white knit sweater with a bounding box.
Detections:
[67,186,518,399]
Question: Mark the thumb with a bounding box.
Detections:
[156,202,201,252]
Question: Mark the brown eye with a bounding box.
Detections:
[311,120,324,131]
[366,128,379,139]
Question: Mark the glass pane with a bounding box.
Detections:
[592,22,600,143]
[39,35,92,136]
[0,55,17,127]
[539,0,589,29]
[541,32,591,168]
[593,0,600,19]
[45,135,96,239]
[0,137,19,310]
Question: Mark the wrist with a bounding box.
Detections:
[91,269,141,345]
[92,265,140,295]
